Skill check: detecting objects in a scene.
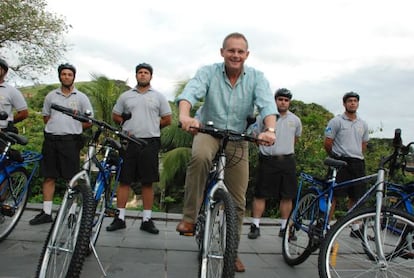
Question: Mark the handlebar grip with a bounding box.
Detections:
[51,103,90,123]
[51,103,74,114]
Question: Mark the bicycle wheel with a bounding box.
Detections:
[0,168,29,242]
[318,207,414,278]
[199,188,238,278]
[282,189,323,265]
[36,172,95,278]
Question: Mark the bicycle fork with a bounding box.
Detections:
[374,169,387,268]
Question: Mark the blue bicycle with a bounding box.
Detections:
[283,129,414,266]
[0,129,42,242]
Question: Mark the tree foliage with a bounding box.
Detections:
[79,74,130,124]
[0,0,70,81]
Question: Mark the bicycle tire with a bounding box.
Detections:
[318,207,414,278]
[36,173,95,278]
[282,189,322,266]
[0,168,29,242]
[199,188,238,278]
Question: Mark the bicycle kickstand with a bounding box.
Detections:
[89,241,107,277]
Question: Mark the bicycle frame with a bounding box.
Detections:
[385,182,414,215]
[0,131,42,242]
[295,165,378,237]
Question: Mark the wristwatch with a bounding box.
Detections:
[264,127,275,133]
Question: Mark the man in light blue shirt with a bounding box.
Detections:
[175,32,277,272]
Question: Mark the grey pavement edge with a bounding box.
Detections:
[0,204,319,278]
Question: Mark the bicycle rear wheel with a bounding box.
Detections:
[199,188,238,278]
[318,207,414,278]
[282,189,323,265]
[36,172,94,278]
[0,168,29,242]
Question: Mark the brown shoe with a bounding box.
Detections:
[235,256,245,272]
[176,220,195,236]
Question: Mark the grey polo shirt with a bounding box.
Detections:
[254,111,302,156]
[42,88,93,135]
[113,87,171,138]
[0,82,28,128]
[324,113,369,160]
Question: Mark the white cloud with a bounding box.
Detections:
[42,0,414,142]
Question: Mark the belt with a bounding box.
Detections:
[44,132,81,141]
[260,153,294,160]
[336,156,364,163]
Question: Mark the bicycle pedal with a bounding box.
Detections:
[105,208,118,217]
[1,204,15,217]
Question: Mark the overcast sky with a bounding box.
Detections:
[45,0,414,142]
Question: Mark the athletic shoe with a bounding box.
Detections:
[29,211,53,225]
[247,224,260,239]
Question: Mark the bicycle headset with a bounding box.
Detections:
[0,58,9,72]
[58,63,76,77]
[342,91,359,102]
[275,88,292,100]
[135,63,153,75]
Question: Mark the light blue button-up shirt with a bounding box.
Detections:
[176,63,277,133]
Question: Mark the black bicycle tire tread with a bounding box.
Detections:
[35,179,95,278]
[203,188,238,277]
[0,168,29,242]
[318,207,414,278]
[282,189,319,266]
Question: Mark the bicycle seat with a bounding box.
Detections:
[324,157,347,168]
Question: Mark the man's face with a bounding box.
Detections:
[220,37,249,72]
[59,69,75,87]
[343,97,359,113]
[0,67,7,82]
[136,68,152,87]
[276,97,290,113]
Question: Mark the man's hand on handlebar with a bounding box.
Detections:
[179,115,201,134]
[257,131,275,146]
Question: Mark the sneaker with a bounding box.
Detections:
[279,227,297,241]
[29,211,53,225]
[247,224,260,239]
[140,219,159,234]
[106,217,126,231]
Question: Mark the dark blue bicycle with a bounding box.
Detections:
[0,116,42,242]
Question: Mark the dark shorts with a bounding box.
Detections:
[119,138,160,185]
[334,157,366,199]
[254,154,297,200]
[40,134,82,180]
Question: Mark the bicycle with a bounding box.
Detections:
[0,125,42,242]
[36,104,145,278]
[185,122,266,278]
[282,128,414,266]
[318,129,414,277]
[282,157,379,265]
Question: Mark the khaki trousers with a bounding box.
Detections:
[182,133,249,238]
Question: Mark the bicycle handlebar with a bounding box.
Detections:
[188,124,268,144]
[381,128,414,176]
[0,131,28,146]
[51,103,147,146]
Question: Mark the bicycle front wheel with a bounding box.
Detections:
[199,188,238,278]
[318,207,414,278]
[283,189,322,265]
[0,168,29,242]
[36,173,95,278]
